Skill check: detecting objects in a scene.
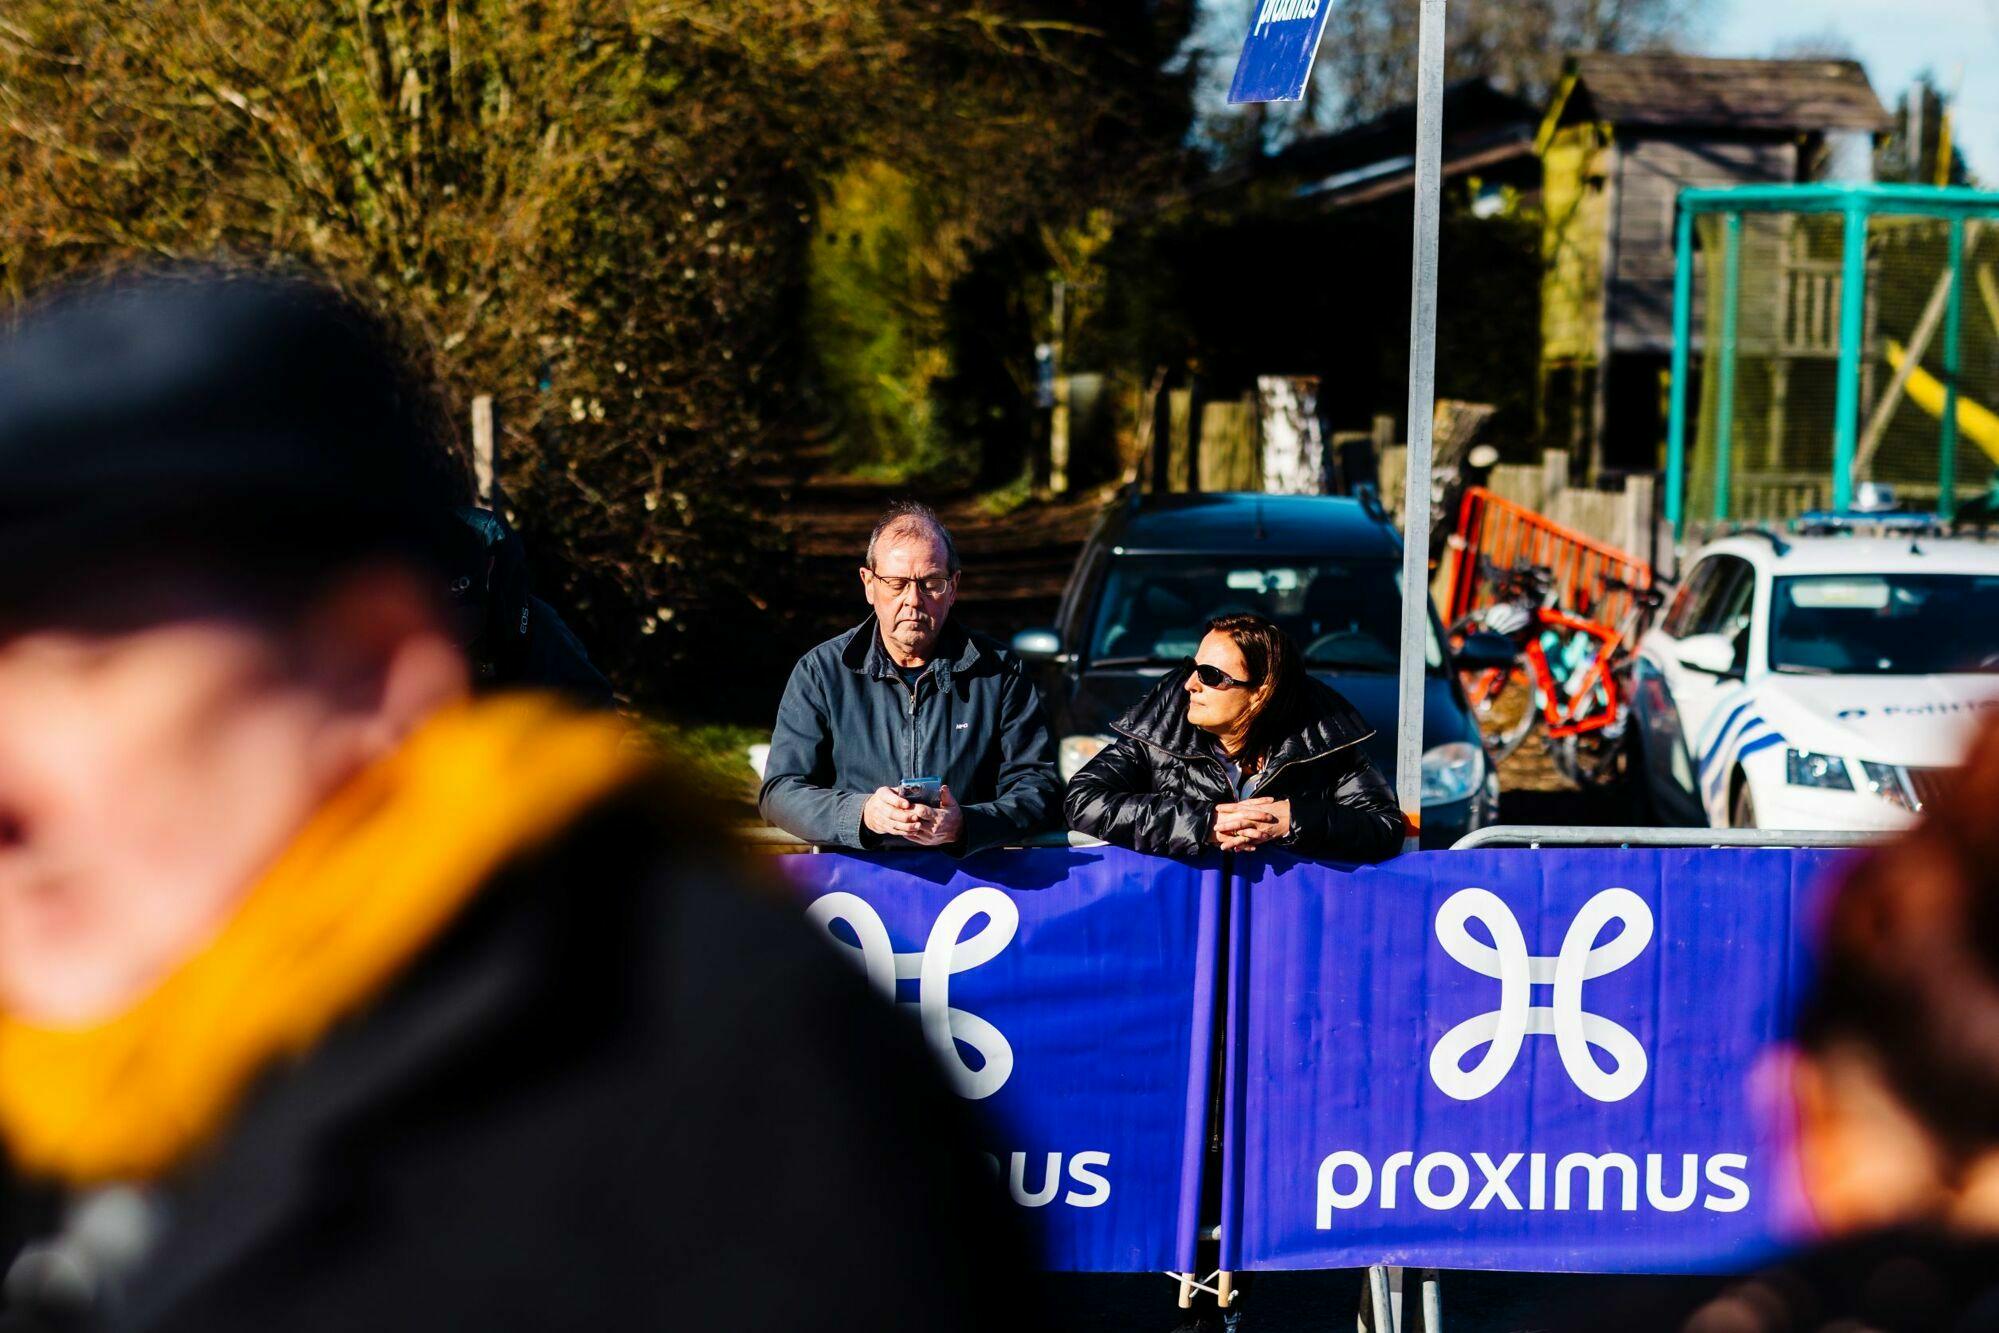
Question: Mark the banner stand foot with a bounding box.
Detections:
[1361,1265,1396,1333]
[1163,1271,1233,1310]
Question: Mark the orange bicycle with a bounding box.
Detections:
[1450,564,1661,786]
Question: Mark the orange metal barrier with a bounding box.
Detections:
[1446,487,1654,630]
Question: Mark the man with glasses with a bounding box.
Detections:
[760,502,1061,852]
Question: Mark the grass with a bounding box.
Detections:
[648,719,768,809]
[971,468,1037,518]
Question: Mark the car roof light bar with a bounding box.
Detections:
[1792,511,1949,538]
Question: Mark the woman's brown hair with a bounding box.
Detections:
[1799,713,1999,1159]
[1204,613,1309,767]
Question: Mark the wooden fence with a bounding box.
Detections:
[1138,384,1665,575]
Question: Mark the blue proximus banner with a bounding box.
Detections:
[1222,848,1850,1273]
[774,847,1223,1273]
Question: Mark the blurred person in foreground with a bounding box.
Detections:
[1065,614,1404,862]
[0,268,1025,1332]
[759,501,1060,852]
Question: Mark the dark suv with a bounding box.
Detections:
[1012,491,1499,849]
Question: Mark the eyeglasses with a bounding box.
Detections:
[867,570,955,598]
[1189,661,1254,691]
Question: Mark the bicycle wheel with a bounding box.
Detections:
[1450,614,1540,761]
[1550,668,1632,789]
[1477,666,1541,764]
[1551,723,1630,788]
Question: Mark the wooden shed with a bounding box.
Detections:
[1538,54,1890,478]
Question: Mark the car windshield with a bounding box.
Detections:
[1087,556,1443,674]
[1770,574,1999,676]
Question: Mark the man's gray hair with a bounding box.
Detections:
[866,501,960,574]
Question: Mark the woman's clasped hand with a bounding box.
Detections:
[1212,797,1291,851]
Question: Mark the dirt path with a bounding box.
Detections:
[756,454,1112,652]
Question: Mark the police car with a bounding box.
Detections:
[1629,527,1999,830]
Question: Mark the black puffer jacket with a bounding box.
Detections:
[1064,674,1406,862]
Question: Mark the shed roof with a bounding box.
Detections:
[1203,80,1539,211]
[1268,81,1538,208]
[1555,53,1890,135]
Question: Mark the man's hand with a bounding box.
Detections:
[900,784,966,848]
[863,787,921,839]
[863,785,965,846]
[1213,798,1292,852]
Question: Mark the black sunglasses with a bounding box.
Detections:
[1188,660,1254,691]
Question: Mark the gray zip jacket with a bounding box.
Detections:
[759,620,1062,853]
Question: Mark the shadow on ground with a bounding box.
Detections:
[1043,1267,1721,1332]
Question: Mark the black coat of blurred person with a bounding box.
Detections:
[1064,614,1405,862]
[0,267,1029,1333]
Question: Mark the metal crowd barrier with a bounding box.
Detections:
[735,825,1104,852]
[754,817,1889,1332]
[1445,485,1655,630]
[1405,820,1882,1332]
[1452,825,1888,850]
[744,823,1886,853]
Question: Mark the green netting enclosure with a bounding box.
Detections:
[1667,184,1999,537]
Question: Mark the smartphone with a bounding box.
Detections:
[897,776,943,808]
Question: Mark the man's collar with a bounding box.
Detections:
[840,618,979,680]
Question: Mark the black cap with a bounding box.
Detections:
[0,266,463,600]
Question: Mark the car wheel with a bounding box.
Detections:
[1730,779,1757,831]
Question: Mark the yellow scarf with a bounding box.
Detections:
[0,694,653,1185]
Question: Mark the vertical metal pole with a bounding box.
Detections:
[1832,201,1869,513]
[1910,85,1926,186]
[1421,1269,1443,1331]
[471,393,498,506]
[1051,278,1071,497]
[1941,217,1967,520]
[1395,0,1448,851]
[1714,213,1742,522]
[1666,202,1696,537]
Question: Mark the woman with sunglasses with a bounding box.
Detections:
[1064,613,1405,861]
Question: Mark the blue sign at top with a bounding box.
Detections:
[1228,0,1337,104]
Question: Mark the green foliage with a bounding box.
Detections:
[807,162,958,481]
[0,0,1195,706]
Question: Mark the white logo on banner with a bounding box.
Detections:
[806,887,1019,1100]
[1428,888,1654,1103]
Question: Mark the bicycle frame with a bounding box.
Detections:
[1519,607,1623,739]
[1459,607,1626,736]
